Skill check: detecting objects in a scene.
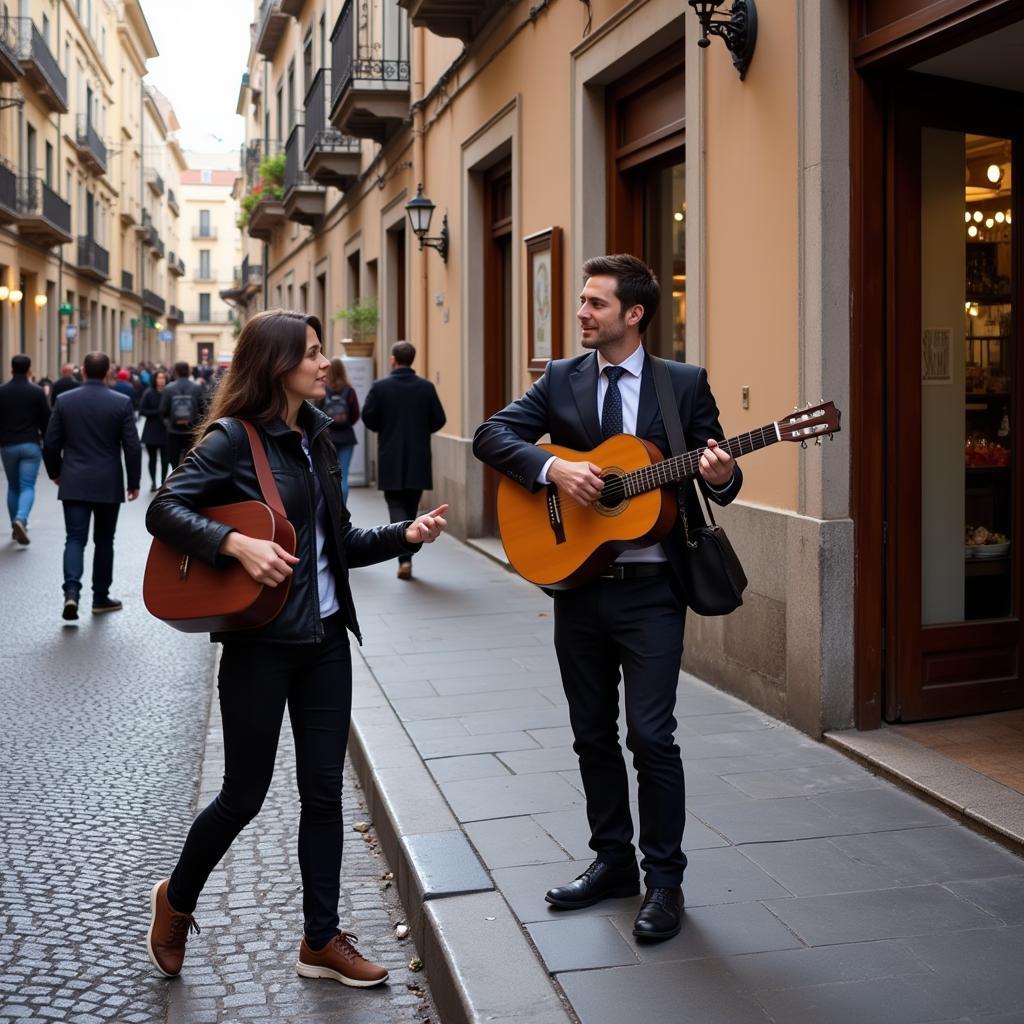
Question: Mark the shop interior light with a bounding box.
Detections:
[964,210,972,223]
[673,211,684,222]
[986,217,995,228]
[995,211,1006,223]
[987,164,1002,184]
[969,303,980,317]
[973,210,984,223]
[968,224,979,237]
[34,294,47,308]
[1007,211,1013,224]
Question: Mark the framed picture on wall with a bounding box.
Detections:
[525,226,562,374]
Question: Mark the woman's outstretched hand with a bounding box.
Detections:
[221,532,300,587]
[406,504,449,545]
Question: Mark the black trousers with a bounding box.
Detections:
[167,613,352,947]
[383,489,421,564]
[166,433,191,470]
[146,443,169,485]
[553,573,687,888]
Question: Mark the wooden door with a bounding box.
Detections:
[888,75,1024,721]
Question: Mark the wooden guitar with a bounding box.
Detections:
[496,401,841,589]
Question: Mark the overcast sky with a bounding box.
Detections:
[142,0,253,154]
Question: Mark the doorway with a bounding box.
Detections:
[886,75,1022,722]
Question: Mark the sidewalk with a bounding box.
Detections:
[344,488,1024,1024]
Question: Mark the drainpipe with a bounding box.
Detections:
[414,23,428,380]
[139,77,145,362]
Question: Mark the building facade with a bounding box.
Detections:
[229,0,1024,738]
[0,0,185,378]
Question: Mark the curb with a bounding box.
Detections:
[348,651,575,1024]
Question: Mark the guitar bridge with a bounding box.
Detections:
[178,555,190,581]
[546,484,566,545]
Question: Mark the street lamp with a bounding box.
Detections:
[687,0,757,80]
[405,184,449,263]
[34,294,47,308]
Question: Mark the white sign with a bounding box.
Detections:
[65,324,78,340]
[922,328,952,382]
[343,355,374,488]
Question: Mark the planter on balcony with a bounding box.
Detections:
[329,0,410,142]
[303,68,362,189]
[247,195,286,241]
[16,176,71,246]
[14,17,67,112]
[283,124,325,227]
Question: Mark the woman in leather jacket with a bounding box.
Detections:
[144,309,448,987]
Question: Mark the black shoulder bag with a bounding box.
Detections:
[650,356,747,616]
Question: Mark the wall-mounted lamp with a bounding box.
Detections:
[34,294,47,308]
[405,184,449,263]
[0,286,8,302]
[687,0,757,81]
[7,289,23,304]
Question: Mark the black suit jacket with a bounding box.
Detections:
[472,350,742,600]
[0,376,50,446]
[43,381,142,503]
[361,367,447,491]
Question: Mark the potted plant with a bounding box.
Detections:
[333,297,379,357]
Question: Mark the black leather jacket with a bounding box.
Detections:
[145,403,419,645]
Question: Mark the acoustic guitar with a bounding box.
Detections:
[496,401,841,589]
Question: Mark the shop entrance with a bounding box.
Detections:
[886,76,1023,721]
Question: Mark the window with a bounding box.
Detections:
[287,61,295,134]
[42,13,50,46]
[200,169,212,184]
[276,83,283,144]
[199,293,211,321]
[199,250,211,279]
[45,142,53,188]
[320,14,326,70]
[199,209,210,236]
[26,124,37,178]
[303,30,313,98]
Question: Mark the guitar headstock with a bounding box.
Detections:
[778,401,841,444]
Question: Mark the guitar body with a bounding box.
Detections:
[497,434,678,589]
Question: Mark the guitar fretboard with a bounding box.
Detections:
[621,423,779,497]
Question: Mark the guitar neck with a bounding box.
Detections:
[628,423,780,495]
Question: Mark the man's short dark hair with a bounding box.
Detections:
[83,352,110,380]
[582,254,660,334]
[392,341,415,367]
[10,355,30,375]
[174,361,190,378]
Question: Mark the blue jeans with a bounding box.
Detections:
[1,442,42,527]
[62,501,120,601]
[335,443,354,504]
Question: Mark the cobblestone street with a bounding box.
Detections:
[0,481,435,1024]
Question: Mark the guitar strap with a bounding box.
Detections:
[649,355,717,541]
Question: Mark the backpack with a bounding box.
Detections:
[323,387,351,428]
[170,389,198,430]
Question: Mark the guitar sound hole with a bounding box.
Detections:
[596,470,627,515]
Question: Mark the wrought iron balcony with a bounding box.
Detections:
[167,188,179,216]
[77,235,109,282]
[16,176,71,246]
[247,194,285,241]
[121,270,135,294]
[0,13,21,82]
[142,289,165,315]
[175,255,185,276]
[145,168,165,196]
[195,265,217,281]
[153,235,165,259]
[329,0,410,142]
[303,68,361,189]
[242,256,263,298]
[13,18,67,111]
[0,161,17,226]
[193,225,218,241]
[141,209,158,247]
[283,124,325,227]
[254,0,291,58]
[119,197,139,227]
[168,252,184,277]
[167,305,184,324]
[75,114,107,175]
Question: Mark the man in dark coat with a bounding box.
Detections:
[473,254,742,942]
[361,341,446,579]
[159,361,204,469]
[43,351,142,620]
[0,354,51,544]
[49,364,80,407]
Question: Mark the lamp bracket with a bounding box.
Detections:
[689,0,757,81]
[416,213,449,263]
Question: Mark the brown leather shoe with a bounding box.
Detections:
[296,932,389,987]
[397,563,412,580]
[147,879,200,977]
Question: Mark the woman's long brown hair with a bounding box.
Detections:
[326,356,349,392]
[194,309,322,441]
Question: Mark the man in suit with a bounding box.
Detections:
[473,254,742,941]
[159,361,204,469]
[362,341,446,579]
[0,354,51,545]
[44,351,142,620]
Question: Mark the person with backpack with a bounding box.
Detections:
[317,357,359,502]
[160,361,204,469]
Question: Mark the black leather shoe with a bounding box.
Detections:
[633,887,683,941]
[545,860,640,909]
[92,597,123,614]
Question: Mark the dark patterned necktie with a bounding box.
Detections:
[601,366,626,439]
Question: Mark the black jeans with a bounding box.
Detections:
[553,573,687,888]
[146,443,169,486]
[62,501,120,601]
[383,489,421,565]
[166,433,191,470]
[167,613,352,947]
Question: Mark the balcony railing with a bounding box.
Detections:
[153,235,165,259]
[303,67,362,188]
[0,13,20,82]
[330,0,410,141]
[195,266,217,281]
[284,123,325,226]
[167,188,179,215]
[75,114,107,175]
[145,167,165,196]
[142,289,165,315]
[142,210,158,248]
[193,225,218,240]
[168,252,185,277]
[0,161,16,224]
[16,176,72,245]
[121,270,135,293]
[167,305,184,323]
[13,18,67,112]
[254,0,290,58]
[189,310,236,324]
[77,235,109,280]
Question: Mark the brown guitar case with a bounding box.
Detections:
[143,420,297,633]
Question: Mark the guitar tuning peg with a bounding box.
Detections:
[800,440,808,450]
[814,437,822,446]
[793,405,799,412]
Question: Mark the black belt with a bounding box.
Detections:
[598,563,669,580]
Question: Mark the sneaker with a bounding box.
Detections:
[92,597,123,614]
[12,520,29,545]
[296,932,389,988]
[62,597,79,621]
[147,879,200,978]
[397,563,412,580]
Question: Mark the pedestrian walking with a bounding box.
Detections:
[139,369,170,491]
[317,356,360,503]
[42,351,141,620]
[473,254,742,942]
[0,354,51,545]
[361,341,446,579]
[160,361,203,469]
[144,309,449,985]
[113,368,136,407]
[49,364,80,407]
